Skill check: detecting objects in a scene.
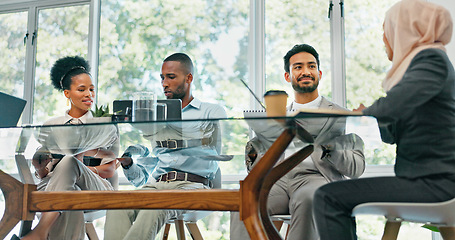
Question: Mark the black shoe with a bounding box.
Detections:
[11,234,21,240]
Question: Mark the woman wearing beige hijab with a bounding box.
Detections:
[313,0,455,239]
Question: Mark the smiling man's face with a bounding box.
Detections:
[285,51,322,93]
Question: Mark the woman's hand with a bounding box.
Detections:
[31,151,51,170]
[353,104,366,112]
[91,160,116,178]
[31,151,52,178]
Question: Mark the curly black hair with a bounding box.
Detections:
[50,56,91,91]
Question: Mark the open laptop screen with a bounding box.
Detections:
[157,99,182,120]
[0,92,27,127]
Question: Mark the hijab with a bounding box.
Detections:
[382,0,453,92]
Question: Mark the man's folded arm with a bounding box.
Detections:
[319,133,366,178]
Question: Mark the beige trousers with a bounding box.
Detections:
[104,181,207,240]
[37,155,113,240]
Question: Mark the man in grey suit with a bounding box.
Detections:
[230,44,365,240]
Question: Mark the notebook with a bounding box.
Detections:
[0,92,27,127]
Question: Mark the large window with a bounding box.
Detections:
[265,0,331,100]
[34,4,90,123]
[97,0,250,118]
[344,0,400,165]
[0,0,93,125]
[345,0,398,109]
[0,11,27,105]
[97,0,251,172]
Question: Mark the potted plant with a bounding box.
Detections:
[89,104,112,123]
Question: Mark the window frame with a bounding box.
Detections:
[3,0,453,120]
[1,0,346,121]
[248,0,346,110]
[0,0,99,124]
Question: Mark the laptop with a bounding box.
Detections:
[157,99,182,120]
[0,92,27,127]
[113,99,182,121]
[113,100,133,122]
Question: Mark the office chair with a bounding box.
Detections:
[352,198,455,240]
[161,168,222,240]
[270,214,291,239]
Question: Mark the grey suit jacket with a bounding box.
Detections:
[246,96,365,182]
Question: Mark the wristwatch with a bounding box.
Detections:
[34,167,49,179]
[121,152,133,169]
[122,159,133,169]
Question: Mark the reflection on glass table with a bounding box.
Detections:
[0,113,383,240]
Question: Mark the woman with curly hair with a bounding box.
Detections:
[22,56,119,240]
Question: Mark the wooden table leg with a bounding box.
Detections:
[0,170,36,239]
[241,127,296,240]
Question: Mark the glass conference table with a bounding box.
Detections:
[0,110,373,240]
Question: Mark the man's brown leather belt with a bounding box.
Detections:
[157,171,212,187]
[156,138,211,149]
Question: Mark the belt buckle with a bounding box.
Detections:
[167,140,178,149]
[167,171,178,181]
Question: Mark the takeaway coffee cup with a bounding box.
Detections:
[264,90,288,117]
[132,92,157,121]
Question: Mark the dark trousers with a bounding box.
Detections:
[313,175,455,240]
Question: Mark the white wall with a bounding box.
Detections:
[430,0,455,63]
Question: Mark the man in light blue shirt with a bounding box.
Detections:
[104,53,226,240]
